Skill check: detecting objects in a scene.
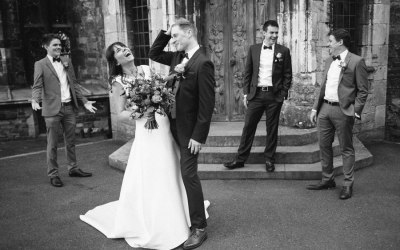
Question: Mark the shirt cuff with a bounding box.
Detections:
[311,109,317,112]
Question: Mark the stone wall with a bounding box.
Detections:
[386,0,400,141]
[0,104,35,140]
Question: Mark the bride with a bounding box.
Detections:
[80,42,208,249]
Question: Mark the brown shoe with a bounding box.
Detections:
[69,168,92,177]
[50,176,63,187]
[182,228,208,250]
[339,186,353,200]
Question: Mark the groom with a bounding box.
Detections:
[149,18,215,249]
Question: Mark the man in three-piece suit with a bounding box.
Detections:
[32,34,96,188]
[306,29,369,200]
[224,20,292,172]
[149,18,215,249]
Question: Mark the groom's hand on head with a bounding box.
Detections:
[188,139,202,155]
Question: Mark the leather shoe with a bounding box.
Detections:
[224,161,244,170]
[50,176,63,187]
[69,168,92,177]
[339,186,353,200]
[183,228,207,250]
[266,162,275,172]
[306,180,336,190]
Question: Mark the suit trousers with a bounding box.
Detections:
[318,103,355,186]
[44,105,78,177]
[236,90,283,163]
[170,118,207,229]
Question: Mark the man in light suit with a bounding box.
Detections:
[32,34,96,187]
[306,29,369,199]
[224,20,292,172]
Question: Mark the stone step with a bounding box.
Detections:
[198,139,341,164]
[206,122,318,146]
[198,137,373,180]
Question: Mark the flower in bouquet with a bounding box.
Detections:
[118,70,175,130]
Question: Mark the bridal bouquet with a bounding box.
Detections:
[120,70,175,130]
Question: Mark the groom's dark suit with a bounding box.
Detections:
[236,43,292,164]
[32,56,88,177]
[149,31,215,229]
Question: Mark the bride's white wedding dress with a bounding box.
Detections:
[80,67,209,249]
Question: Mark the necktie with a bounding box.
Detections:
[183,53,189,59]
[53,57,61,63]
[263,45,272,50]
[332,55,341,61]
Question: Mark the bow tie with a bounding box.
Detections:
[263,45,272,50]
[53,57,61,63]
[332,55,341,61]
[183,53,189,59]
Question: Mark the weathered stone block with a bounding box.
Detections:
[373,3,391,23]
[372,24,389,45]
[372,80,387,105]
[360,25,373,46]
[279,102,315,129]
[373,65,388,81]
[375,105,386,127]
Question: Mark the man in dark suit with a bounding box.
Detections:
[149,18,215,249]
[306,29,369,200]
[32,34,96,187]
[224,20,292,172]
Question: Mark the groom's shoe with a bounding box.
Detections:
[183,228,207,250]
[50,176,63,187]
[306,180,336,190]
[69,168,92,177]
[265,161,275,173]
[224,161,244,170]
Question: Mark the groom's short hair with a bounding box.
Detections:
[263,20,279,32]
[328,29,351,49]
[173,18,197,38]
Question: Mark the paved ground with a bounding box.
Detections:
[0,138,399,250]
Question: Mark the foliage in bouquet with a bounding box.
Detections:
[119,70,175,129]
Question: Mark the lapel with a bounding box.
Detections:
[45,57,60,85]
[176,49,201,93]
[254,44,262,73]
[184,49,201,72]
[272,44,281,75]
[338,52,352,85]
[322,57,333,88]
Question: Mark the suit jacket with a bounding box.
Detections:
[149,31,216,145]
[313,52,369,116]
[243,43,292,102]
[32,56,88,117]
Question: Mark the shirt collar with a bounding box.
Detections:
[339,50,349,61]
[47,55,60,63]
[262,42,275,51]
[185,45,200,59]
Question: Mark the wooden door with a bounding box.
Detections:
[201,0,279,121]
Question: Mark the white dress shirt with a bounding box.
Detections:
[48,55,71,103]
[324,50,349,102]
[258,43,274,87]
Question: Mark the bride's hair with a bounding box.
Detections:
[106,42,129,90]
